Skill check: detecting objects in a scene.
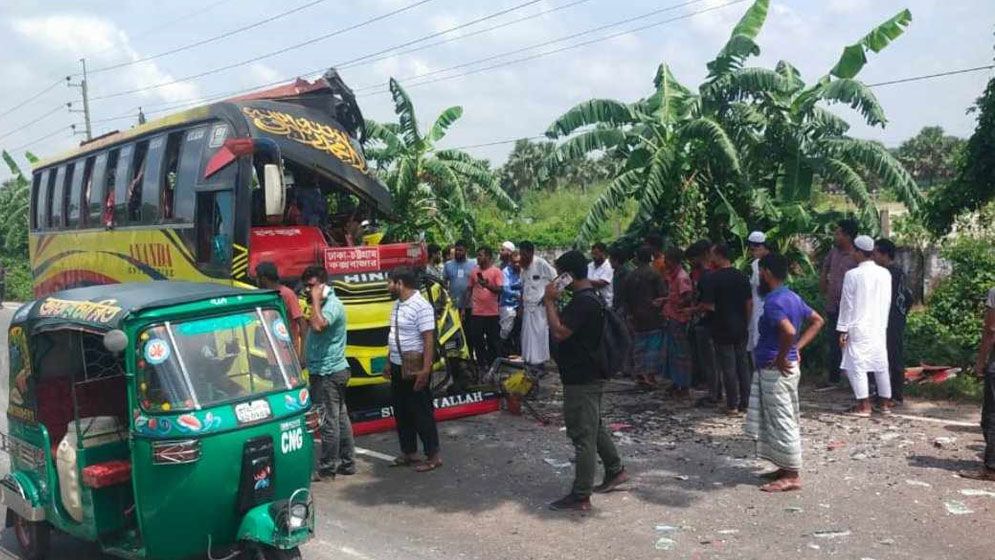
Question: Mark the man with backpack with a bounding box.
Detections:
[544,250,628,511]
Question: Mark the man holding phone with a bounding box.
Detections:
[468,247,505,367]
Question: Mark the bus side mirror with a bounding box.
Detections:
[104,330,128,354]
[263,163,285,218]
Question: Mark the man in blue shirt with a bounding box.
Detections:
[443,240,476,320]
[745,254,824,493]
[302,265,355,480]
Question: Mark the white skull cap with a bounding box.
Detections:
[747,231,766,244]
[501,241,516,252]
[854,235,875,252]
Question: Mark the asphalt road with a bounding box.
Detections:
[1,303,994,559]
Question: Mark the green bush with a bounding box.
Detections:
[1,257,32,303]
[787,272,829,377]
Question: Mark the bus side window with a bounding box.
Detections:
[195,190,233,269]
[126,142,148,225]
[159,132,183,222]
[31,170,46,231]
[175,126,208,223]
[87,153,108,227]
[50,165,68,229]
[69,158,92,228]
[140,135,166,224]
[113,145,134,227]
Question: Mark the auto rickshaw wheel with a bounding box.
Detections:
[11,512,50,560]
[246,544,302,560]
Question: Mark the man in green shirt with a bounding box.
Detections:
[302,266,355,479]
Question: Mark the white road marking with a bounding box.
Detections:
[354,446,396,463]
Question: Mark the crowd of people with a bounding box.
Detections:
[251,218,995,509]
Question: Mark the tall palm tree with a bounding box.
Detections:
[548,0,920,245]
[364,79,515,243]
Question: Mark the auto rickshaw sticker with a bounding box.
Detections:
[134,413,173,436]
[144,338,171,365]
[254,464,273,490]
[283,387,310,412]
[37,297,122,324]
[176,412,222,434]
[271,318,290,342]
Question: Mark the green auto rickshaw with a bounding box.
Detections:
[2,282,316,559]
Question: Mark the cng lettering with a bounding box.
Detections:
[281,427,304,454]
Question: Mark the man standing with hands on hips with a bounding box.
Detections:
[301,266,355,480]
[544,250,627,511]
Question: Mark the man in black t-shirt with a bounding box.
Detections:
[872,239,910,405]
[700,243,753,414]
[544,250,627,511]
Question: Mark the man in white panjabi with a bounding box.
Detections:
[837,235,893,417]
[746,231,771,356]
[518,241,556,371]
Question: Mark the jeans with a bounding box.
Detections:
[693,323,720,400]
[563,382,623,498]
[390,367,440,457]
[715,341,751,410]
[827,312,842,383]
[887,320,906,402]
[310,369,355,473]
[469,314,502,367]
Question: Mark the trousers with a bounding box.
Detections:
[310,369,355,472]
[848,368,892,400]
[563,381,623,498]
[715,341,751,410]
[469,314,502,367]
[390,368,440,457]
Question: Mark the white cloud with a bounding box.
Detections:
[12,14,201,104]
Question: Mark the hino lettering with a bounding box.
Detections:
[341,272,388,284]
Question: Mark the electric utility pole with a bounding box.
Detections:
[67,58,93,141]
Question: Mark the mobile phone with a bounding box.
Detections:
[553,273,573,291]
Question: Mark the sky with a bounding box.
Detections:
[1,0,993,182]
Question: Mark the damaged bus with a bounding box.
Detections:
[27,69,471,389]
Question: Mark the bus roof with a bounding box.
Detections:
[33,69,392,212]
[11,282,275,334]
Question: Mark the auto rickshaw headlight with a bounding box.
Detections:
[288,503,308,530]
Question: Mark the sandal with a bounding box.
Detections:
[760,477,802,492]
[391,456,422,467]
[415,458,443,473]
[845,406,872,418]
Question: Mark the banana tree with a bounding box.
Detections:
[1,150,36,257]
[549,0,921,245]
[364,79,515,243]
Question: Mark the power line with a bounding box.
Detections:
[353,0,712,93]
[84,0,237,59]
[0,79,63,118]
[866,64,995,88]
[338,0,593,73]
[88,0,330,75]
[358,0,748,96]
[0,104,68,141]
[448,135,545,150]
[8,127,70,152]
[90,0,438,101]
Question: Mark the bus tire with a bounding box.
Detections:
[11,511,50,560]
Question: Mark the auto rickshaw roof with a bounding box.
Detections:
[11,282,272,334]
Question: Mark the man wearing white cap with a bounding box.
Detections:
[499,241,516,270]
[837,235,893,416]
[747,231,771,355]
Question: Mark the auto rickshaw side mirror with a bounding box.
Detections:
[103,330,129,354]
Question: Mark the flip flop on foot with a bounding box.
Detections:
[759,469,785,481]
[391,455,422,467]
[415,458,443,473]
[845,406,872,418]
[958,468,995,482]
[760,478,802,492]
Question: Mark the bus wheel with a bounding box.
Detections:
[11,511,50,560]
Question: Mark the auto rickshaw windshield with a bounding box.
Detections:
[136,308,302,412]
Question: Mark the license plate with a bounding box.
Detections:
[234,400,272,424]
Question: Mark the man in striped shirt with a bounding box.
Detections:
[385,267,442,472]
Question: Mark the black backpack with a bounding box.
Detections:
[577,291,632,378]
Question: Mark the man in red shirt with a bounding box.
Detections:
[661,247,694,397]
[468,247,505,367]
[256,262,306,360]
